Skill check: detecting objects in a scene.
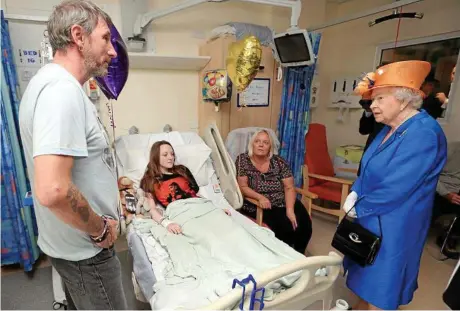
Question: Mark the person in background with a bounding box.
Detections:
[432,141,460,255]
[421,75,444,119]
[357,97,385,176]
[18,0,127,309]
[235,130,313,254]
[436,65,456,111]
[344,60,447,310]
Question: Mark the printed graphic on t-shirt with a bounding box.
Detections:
[154,176,198,207]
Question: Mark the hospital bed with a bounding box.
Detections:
[114,123,343,310]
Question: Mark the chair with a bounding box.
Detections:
[225,127,281,162]
[304,123,353,223]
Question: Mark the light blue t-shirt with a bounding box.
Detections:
[19,63,119,261]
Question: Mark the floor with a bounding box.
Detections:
[306,212,457,310]
[1,213,457,310]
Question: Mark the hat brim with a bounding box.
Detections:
[362,84,426,98]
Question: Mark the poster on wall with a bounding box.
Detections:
[237,78,270,107]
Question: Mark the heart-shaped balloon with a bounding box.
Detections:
[226,35,262,93]
[95,24,129,100]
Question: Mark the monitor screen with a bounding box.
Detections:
[274,33,312,64]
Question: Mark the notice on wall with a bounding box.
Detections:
[237,78,270,107]
[8,21,47,95]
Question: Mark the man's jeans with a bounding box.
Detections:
[50,247,128,310]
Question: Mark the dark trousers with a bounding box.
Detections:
[241,199,312,254]
[50,247,128,310]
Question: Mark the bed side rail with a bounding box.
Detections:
[203,251,343,310]
[202,122,244,209]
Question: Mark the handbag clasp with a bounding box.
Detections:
[349,232,362,243]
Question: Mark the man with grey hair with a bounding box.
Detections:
[19,0,127,309]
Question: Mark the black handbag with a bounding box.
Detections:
[331,206,382,267]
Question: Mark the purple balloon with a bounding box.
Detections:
[95,24,129,100]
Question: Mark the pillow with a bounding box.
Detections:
[173,144,212,187]
[117,148,148,189]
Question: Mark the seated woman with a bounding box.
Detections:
[137,140,305,310]
[235,129,312,254]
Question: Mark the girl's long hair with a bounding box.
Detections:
[139,141,188,196]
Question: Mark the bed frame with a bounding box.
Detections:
[122,123,343,310]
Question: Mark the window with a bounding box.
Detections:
[375,32,460,121]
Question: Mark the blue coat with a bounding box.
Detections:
[344,111,447,310]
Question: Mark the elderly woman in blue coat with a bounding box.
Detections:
[343,60,448,310]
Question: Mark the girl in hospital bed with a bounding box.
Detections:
[137,140,305,310]
[139,140,231,234]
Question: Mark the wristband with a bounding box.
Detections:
[160,219,172,228]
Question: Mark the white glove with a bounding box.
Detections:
[342,191,358,218]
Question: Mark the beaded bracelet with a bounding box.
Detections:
[90,215,110,243]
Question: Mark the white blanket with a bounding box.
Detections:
[136,198,305,310]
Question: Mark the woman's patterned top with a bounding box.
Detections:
[236,153,293,212]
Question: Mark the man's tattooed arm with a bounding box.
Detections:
[49,183,104,236]
[33,155,104,237]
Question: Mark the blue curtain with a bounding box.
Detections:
[277,32,322,187]
[1,10,39,272]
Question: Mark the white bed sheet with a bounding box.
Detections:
[130,199,270,307]
[130,179,234,278]
[117,131,237,302]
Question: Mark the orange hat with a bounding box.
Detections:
[354,60,431,98]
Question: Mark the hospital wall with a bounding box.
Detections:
[312,0,460,155]
[3,0,325,139]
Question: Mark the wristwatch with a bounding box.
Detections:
[90,215,113,243]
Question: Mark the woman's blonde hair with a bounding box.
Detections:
[248,129,274,158]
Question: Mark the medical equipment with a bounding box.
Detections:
[116,123,343,310]
[368,6,423,27]
[272,28,315,67]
